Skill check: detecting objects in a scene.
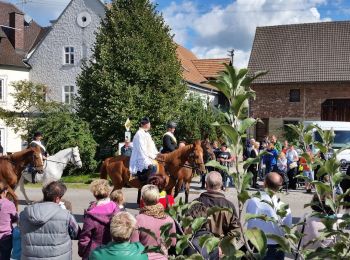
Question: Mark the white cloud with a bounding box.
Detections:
[162,0,332,67]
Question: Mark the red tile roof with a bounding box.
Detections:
[176,45,230,90]
[0,0,47,68]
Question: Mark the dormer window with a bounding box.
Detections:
[64,47,75,65]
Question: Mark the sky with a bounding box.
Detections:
[6,0,350,67]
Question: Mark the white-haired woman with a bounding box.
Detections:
[90,212,148,260]
[131,185,176,260]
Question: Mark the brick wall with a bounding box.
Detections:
[9,12,24,50]
[250,82,350,138]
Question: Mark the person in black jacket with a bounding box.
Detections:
[161,121,177,154]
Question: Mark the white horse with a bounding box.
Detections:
[17,146,83,204]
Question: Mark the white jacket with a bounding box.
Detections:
[129,128,158,174]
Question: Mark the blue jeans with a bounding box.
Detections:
[263,245,284,260]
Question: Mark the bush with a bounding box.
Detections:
[30,111,97,174]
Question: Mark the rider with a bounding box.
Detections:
[161,121,177,154]
[129,117,159,182]
[29,131,47,183]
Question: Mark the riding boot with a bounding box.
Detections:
[31,171,36,184]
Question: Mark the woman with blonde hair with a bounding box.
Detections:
[78,179,119,259]
[131,184,176,260]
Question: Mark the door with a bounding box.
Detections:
[255,118,269,142]
[321,99,350,121]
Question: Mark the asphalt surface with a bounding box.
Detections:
[17,178,313,260]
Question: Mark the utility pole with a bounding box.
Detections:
[228,49,234,67]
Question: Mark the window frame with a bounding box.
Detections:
[0,76,6,102]
[62,85,76,104]
[289,89,301,102]
[63,46,75,65]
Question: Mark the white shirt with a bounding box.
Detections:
[286,148,298,162]
[129,128,158,174]
[246,192,292,245]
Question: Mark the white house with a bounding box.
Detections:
[27,0,106,104]
[0,1,47,152]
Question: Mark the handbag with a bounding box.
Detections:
[289,162,298,169]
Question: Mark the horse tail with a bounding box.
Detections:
[100,160,108,180]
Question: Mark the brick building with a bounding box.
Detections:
[248,21,350,141]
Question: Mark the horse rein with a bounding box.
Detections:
[45,148,82,166]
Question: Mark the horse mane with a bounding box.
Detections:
[49,147,73,159]
[162,144,194,163]
[7,147,35,162]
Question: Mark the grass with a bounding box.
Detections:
[24,173,100,189]
[61,173,100,184]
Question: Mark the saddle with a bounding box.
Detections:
[132,161,159,184]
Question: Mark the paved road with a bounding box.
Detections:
[17,178,313,260]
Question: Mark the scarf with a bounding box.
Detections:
[140,203,166,219]
[164,132,177,144]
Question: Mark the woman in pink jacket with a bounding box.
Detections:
[131,184,176,260]
[0,181,18,259]
[78,180,119,259]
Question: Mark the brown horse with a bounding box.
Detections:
[100,140,206,202]
[169,139,215,202]
[0,146,44,207]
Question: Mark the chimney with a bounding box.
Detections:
[9,11,24,50]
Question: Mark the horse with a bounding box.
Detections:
[100,140,206,203]
[17,147,83,204]
[170,139,215,202]
[0,146,44,207]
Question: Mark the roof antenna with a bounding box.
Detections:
[227,49,234,67]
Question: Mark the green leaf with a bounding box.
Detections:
[266,234,291,252]
[160,222,173,238]
[138,227,157,241]
[207,206,233,216]
[220,236,237,256]
[245,213,275,223]
[191,217,207,233]
[238,118,256,134]
[187,254,204,260]
[175,235,191,255]
[205,160,229,173]
[199,235,220,254]
[246,228,267,255]
[238,190,250,204]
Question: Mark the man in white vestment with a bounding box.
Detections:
[129,117,158,179]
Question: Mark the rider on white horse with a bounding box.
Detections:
[29,131,48,183]
[129,117,158,182]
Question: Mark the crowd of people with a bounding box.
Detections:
[0,168,341,260]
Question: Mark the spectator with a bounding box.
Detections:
[183,202,220,260]
[244,138,255,160]
[300,151,314,193]
[246,172,292,260]
[0,181,18,260]
[121,138,133,157]
[248,141,259,189]
[263,143,278,174]
[277,152,289,191]
[212,141,221,159]
[270,135,282,153]
[110,189,126,211]
[194,171,243,246]
[139,175,174,209]
[20,181,79,260]
[282,140,289,154]
[78,179,119,259]
[90,212,148,260]
[131,184,176,260]
[286,144,299,190]
[299,194,335,250]
[217,143,233,190]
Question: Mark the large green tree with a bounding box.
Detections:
[77,0,186,147]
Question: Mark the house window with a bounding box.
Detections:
[64,47,75,65]
[63,86,75,104]
[289,89,300,102]
[0,78,5,101]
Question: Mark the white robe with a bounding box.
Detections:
[129,128,158,174]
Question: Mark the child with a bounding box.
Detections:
[0,182,18,260]
[110,190,126,211]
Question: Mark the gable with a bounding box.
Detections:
[27,0,105,64]
[248,21,350,84]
